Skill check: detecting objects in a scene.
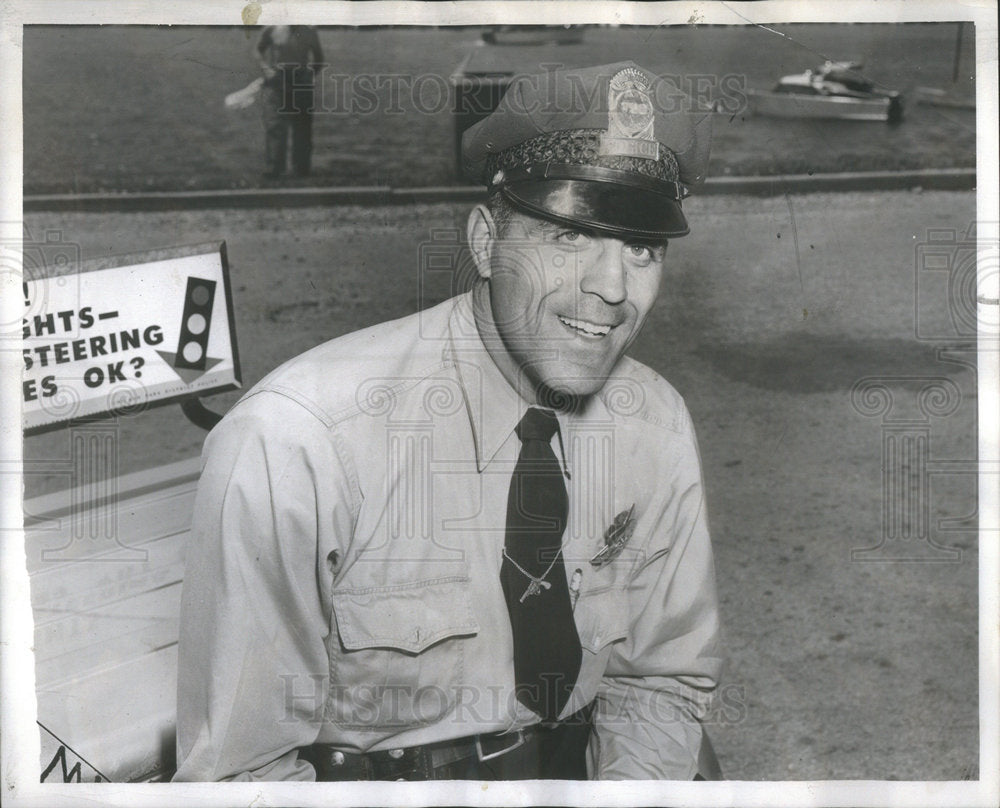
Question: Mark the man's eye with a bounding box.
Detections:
[625,242,665,263]
[626,244,653,261]
[555,230,588,245]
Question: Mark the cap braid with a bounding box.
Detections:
[486,129,680,183]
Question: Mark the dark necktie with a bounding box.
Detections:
[500,407,582,721]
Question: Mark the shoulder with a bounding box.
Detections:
[599,355,692,435]
[225,296,458,429]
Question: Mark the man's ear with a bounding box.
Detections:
[467,204,496,280]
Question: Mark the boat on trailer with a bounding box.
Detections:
[746,61,904,123]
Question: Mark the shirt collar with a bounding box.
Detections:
[447,293,527,472]
[446,293,612,473]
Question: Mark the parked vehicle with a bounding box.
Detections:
[480,25,584,46]
[748,61,904,123]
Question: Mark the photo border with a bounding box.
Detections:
[2,2,997,806]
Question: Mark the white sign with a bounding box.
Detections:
[22,243,240,434]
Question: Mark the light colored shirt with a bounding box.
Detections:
[173,291,722,781]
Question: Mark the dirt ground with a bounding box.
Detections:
[22,24,976,193]
[22,189,979,780]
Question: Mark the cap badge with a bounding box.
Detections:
[590,503,637,568]
[608,68,655,139]
[601,68,660,160]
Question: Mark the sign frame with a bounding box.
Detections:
[21,241,241,436]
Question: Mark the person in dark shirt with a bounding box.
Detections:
[256,25,324,178]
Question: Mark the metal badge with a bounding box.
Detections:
[590,504,637,568]
[607,67,656,141]
[601,67,660,160]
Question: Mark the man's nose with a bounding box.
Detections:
[579,240,627,304]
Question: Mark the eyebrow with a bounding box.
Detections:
[530,220,598,239]
[629,239,669,251]
[517,218,668,251]
[525,218,575,236]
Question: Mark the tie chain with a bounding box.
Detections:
[502,547,561,602]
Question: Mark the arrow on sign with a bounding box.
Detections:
[157,351,224,384]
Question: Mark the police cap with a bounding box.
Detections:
[462,61,712,239]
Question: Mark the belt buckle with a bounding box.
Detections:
[475,729,525,762]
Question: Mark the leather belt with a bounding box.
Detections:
[299,726,538,781]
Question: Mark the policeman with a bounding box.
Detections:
[173,61,722,782]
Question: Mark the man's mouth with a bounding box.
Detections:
[557,315,613,337]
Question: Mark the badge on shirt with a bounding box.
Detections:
[590,504,637,568]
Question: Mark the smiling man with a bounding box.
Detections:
[467,205,666,402]
[174,61,722,782]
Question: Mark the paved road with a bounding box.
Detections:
[22,189,981,779]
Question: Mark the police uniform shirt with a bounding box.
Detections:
[173,291,722,781]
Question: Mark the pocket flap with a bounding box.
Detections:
[332,576,479,654]
[573,588,630,653]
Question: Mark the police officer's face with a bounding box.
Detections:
[469,205,666,400]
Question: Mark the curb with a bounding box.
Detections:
[23,186,486,213]
[700,168,975,196]
[23,168,975,213]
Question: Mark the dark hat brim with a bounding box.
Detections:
[501,178,689,240]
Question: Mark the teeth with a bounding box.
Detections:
[558,315,611,336]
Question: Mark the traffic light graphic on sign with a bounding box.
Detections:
[173,278,216,371]
[156,275,224,384]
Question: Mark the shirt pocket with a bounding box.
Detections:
[328,576,479,731]
[562,587,630,714]
[573,586,630,655]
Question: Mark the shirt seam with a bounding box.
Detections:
[262,360,458,429]
[331,574,472,597]
[596,390,688,434]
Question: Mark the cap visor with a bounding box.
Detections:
[503,179,689,240]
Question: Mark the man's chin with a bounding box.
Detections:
[534,377,610,410]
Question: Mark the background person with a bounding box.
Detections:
[256,25,324,178]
